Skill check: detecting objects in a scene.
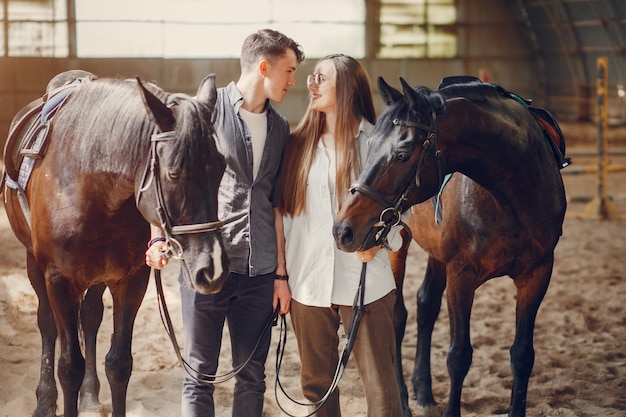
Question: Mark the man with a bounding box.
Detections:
[146,28,304,417]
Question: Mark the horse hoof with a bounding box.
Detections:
[79,409,108,417]
[414,404,442,417]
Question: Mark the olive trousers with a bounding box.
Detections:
[290,291,402,417]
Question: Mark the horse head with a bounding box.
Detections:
[333,76,445,252]
[136,74,229,295]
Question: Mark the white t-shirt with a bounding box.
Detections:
[282,120,401,307]
[239,107,267,180]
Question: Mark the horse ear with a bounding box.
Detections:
[136,77,175,132]
[400,77,430,114]
[197,73,217,111]
[377,77,403,105]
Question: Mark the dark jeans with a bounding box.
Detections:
[179,270,275,417]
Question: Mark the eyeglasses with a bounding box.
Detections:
[306,73,328,89]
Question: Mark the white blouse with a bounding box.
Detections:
[283,120,401,307]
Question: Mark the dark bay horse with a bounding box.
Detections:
[2,70,228,417]
[333,77,567,417]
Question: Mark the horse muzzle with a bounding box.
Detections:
[186,239,230,295]
[333,220,380,253]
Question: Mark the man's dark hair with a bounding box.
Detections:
[240,28,305,71]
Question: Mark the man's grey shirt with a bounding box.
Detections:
[212,81,289,276]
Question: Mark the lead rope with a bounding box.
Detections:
[153,267,279,384]
[145,130,258,384]
[274,262,367,417]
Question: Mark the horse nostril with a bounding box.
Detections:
[207,258,215,279]
[195,261,216,290]
[337,224,354,246]
[200,259,215,282]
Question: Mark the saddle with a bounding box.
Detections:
[3,70,96,187]
[2,70,96,225]
[528,107,571,169]
[430,77,571,225]
[438,76,571,170]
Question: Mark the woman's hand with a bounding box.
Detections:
[273,279,291,315]
[355,244,382,263]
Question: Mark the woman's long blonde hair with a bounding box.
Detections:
[278,54,375,216]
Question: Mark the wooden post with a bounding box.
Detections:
[579,57,624,220]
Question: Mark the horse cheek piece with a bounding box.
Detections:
[2,72,227,417]
[333,76,567,417]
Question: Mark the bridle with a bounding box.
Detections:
[272,105,441,417]
[349,107,442,243]
[137,126,272,385]
[137,129,224,260]
[139,127,276,384]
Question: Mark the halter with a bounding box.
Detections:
[349,108,441,242]
[137,129,224,259]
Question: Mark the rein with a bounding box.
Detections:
[274,262,368,417]
[153,267,280,384]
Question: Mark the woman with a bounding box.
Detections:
[277,54,403,417]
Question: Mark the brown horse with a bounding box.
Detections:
[2,70,228,417]
[333,77,567,417]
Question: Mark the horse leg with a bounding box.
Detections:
[412,256,446,417]
[47,276,86,417]
[79,283,107,416]
[508,259,552,417]
[106,270,150,417]
[442,270,476,417]
[26,253,59,417]
[388,228,414,417]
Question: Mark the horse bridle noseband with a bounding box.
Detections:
[349,108,441,242]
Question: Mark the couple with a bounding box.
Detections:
[146,28,403,417]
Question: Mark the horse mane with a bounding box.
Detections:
[419,86,447,113]
[378,85,446,127]
[437,80,515,105]
[53,78,160,175]
[164,92,217,177]
[52,78,215,179]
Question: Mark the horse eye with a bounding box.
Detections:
[395,152,410,163]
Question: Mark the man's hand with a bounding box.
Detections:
[145,241,169,269]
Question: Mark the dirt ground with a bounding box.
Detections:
[0,125,625,417]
